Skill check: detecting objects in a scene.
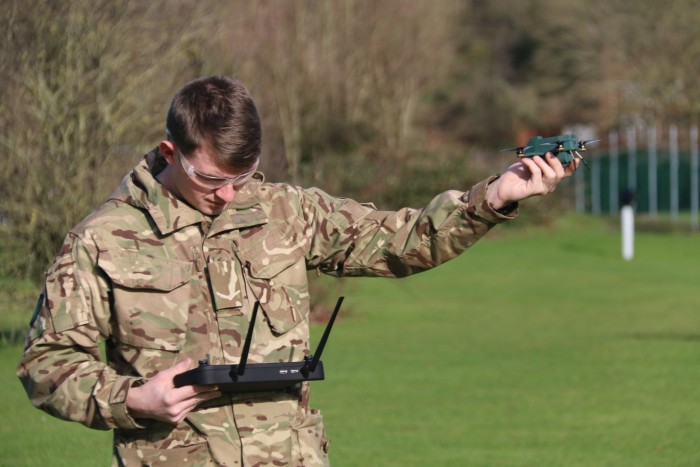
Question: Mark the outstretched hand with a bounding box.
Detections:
[486,152,578,210]
[126,358,221,425]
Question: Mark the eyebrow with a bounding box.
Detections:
[198,159,257,180]
[180,149,258,181]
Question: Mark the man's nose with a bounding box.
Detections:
[214,184,236,203]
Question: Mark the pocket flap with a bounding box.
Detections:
[245,231,306,279]
[98,250,192,291]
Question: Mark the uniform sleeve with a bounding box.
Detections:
[16,233,145,430]
[303,175,518,278]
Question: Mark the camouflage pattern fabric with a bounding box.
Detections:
[17,148,517,466]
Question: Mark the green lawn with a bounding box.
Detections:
[2,215,699,466]
[0,346,113,466]
[0,274,112,466]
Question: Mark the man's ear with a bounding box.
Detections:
[159,140,176,165]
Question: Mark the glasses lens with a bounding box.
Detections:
[179,150,257,189]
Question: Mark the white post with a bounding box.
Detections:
[621,204,635,260]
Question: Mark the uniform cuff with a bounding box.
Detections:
[461,175,519,223]
[109,376,147,429]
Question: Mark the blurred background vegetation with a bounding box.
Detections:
[1,0,699,282]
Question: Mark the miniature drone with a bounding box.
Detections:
[502,134,598,169]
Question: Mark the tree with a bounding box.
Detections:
[211,0,457,198]
[0,0,209,280]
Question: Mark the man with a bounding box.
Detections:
[18,75,576,466]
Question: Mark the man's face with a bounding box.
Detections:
[161,142,257,216]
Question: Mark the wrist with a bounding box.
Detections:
[485,176,509,210]
[494,202,518,216]
[125,381,149,420]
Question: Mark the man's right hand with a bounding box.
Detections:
[126,358,221,424]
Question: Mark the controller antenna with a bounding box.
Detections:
[237,301,260,375]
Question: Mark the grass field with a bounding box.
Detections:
[2,215,699,466]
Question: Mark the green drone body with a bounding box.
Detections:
[502,133,598,167]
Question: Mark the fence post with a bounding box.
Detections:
[669,124,679,223]
[575,164,586,213]
[609,130,619,215]
[647,124,658,218]
[691,124,699,231]
[592,151,601,215]
[626,126,637,191]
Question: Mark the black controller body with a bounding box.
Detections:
[174,359,325,392]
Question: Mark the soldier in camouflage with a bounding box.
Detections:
[17,76,577,466]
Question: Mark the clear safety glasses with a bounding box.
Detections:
[176,147,258,190]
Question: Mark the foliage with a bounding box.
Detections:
[213,1,457,195]
[1,0,698,282]
[599,0,700,125]
[0,0,209,279]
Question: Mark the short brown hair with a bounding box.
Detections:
[166,76,261,170]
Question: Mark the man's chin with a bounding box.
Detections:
[202,202,227,216]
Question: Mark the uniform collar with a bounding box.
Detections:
[112,149,268,236]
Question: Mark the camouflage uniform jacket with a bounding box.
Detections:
[18,149,517,466]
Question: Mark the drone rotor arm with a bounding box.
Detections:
[574,150,590,170]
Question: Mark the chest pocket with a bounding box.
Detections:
[242,228,309,336]
[98,249,192,351]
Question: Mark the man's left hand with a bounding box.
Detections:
[486,152,578,210]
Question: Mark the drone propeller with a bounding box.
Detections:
[500,145,531,156]
[578,139,600,150]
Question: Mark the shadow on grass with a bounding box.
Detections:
[621,332,700,343]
